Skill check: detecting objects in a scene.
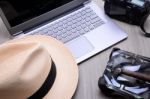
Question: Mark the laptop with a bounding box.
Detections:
[0,0,127,63]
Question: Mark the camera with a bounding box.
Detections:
[104,0,150,36]
[104,0,150,25]
[98,48,150,99]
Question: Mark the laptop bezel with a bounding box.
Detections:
[0,0,88,35]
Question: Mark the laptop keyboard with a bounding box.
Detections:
[30,7,105,43]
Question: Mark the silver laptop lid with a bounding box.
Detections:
[0,0,87,35]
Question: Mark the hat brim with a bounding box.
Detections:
[12,35,78,99]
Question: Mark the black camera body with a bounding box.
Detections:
[104,0,150,25]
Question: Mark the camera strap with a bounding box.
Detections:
[140,12,150,37]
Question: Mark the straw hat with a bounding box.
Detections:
[0,35,78,99]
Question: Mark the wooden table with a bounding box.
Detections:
[0,0,150,99]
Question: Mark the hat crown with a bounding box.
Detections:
[0,42,52,99]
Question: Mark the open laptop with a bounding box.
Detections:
[0,0,127,63]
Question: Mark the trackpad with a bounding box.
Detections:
[65,36,94,58]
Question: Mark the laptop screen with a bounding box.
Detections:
[0,0,73,27]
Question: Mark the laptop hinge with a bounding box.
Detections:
[83,0,91,5]
[13,31,23,36]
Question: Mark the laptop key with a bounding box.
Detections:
[89,25,95,30]
[84,27,90,32]
[78,29,85,35]
[93,21,104,28]
[85,7,92,13]
[76,26,82,31]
